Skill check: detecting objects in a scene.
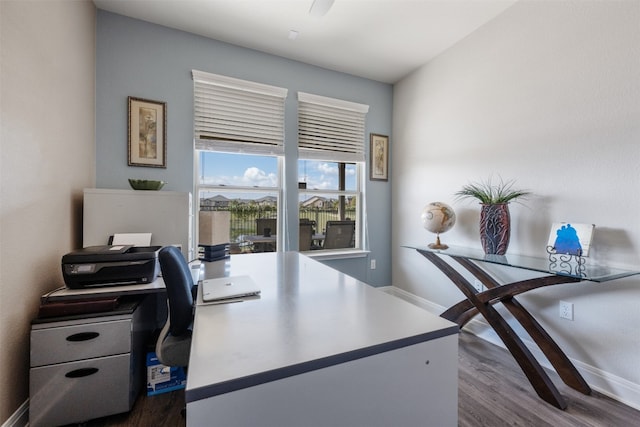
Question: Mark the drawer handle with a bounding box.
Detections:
[65,367,99,378]
[66,332,100,342]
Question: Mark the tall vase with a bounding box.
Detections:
[480,203,511,255]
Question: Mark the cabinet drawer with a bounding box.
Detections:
[29,353,132,427]
[31,319,131,366]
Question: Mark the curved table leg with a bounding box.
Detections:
[452,257,591,395]
[419,250,568,409]
[501,297,591,394]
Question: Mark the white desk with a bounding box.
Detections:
[187,252,459,427]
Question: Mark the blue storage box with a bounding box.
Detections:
[146,352,186,396]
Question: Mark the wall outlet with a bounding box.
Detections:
[472,280,484,293]
[559,301,574,320]
[370,259,376,270]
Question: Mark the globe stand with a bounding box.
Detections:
[428,234,448,250]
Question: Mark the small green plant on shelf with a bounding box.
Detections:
[454,176,531,205]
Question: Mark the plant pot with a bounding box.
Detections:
[480,203,510,255]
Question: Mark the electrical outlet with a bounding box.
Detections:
[472,280,484,293]
[559,301,574,320]
[370,259,376,270]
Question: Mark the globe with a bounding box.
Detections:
[421,202,456,249]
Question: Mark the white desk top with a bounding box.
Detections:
[186,252,458,403]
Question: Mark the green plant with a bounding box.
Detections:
[455,177,531,204]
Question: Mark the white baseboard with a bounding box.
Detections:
[378,286,640,411]
[2,400,28,427]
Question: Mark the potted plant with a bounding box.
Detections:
[455,177,530,255]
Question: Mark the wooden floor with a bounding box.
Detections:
[457,331,639,427]
[81,331,639,427]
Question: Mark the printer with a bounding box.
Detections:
[61,245,161,289]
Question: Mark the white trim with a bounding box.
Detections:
[192,70,288,98]
[379,286,640,411]
[297,92,369,113]
[2,399,28,427]
[305,249,369,261]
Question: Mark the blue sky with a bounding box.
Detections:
[200,152,356,192]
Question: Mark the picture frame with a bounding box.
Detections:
[370,133,389,181]
[128,96,167,168]
[547,222,595,257]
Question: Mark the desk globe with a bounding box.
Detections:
[421,202,456,249]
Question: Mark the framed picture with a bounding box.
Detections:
[128,96,167,168]
[370,133,389,181]
[547,222,595,257]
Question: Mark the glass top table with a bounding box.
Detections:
[404,244,639,410]
[403,244,639,282]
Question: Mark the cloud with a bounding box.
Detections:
[203,167,277,187]
[242,167,277,186]
[316,162,337,174]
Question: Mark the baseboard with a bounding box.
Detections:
[378,286,640,411]
[2,400,28,427]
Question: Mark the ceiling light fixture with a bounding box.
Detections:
[309,0,335,17]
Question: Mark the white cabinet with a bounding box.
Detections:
[83,188,194,261]
[29,298,153,427]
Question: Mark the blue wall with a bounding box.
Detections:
[96,11,393,285]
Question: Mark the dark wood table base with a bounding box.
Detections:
[417,249,592,410]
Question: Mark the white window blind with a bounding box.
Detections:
[298,92,369,162]
[193,70,288,155]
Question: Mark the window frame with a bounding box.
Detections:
[297,160,365,254]
[296,92,369,255]
[195,152,284,253]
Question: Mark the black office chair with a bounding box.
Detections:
[155,246,195,368]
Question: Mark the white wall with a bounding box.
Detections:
[0,1,96,422]
[392,0,640,408]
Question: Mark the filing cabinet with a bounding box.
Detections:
[29,297,153,427]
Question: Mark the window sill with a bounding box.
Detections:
[303,249,370,261]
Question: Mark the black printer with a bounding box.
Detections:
[61,245,161,289]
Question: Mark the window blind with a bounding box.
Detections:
[298,92,369,162]
[193,70,288,155]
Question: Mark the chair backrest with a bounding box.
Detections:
[158,246,194,337]
[256,218,277,236]
[323,220,355,249]
[299,223,313,251]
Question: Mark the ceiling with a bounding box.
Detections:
[93,0,517,84]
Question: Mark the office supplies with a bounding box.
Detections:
[61,245,161,288]
[197,243,229,262]
[201,275,260,302]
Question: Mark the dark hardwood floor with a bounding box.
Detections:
[457,331,639,427]
[81,331,639,426]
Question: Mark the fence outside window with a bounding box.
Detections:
[200,204,355,247]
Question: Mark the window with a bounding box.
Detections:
[198,151,280,254]
[193,71,286,255]
[297,92,369,252]
[192,72,369,256]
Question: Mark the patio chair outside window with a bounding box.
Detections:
[323,220,355,249]
[299,223,313,251]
